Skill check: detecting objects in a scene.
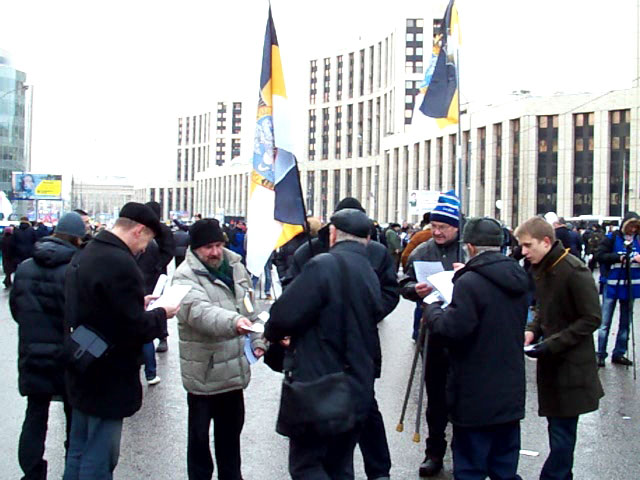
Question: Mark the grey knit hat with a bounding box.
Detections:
[55,212,86,238]
[462,217,503,246]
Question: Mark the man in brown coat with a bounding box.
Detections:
[515,216,604,480]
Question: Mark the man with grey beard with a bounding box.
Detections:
[172,218,266,480]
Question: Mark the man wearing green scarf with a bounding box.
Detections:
[173,218,266,480]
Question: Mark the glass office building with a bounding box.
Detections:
[0,50,27,195]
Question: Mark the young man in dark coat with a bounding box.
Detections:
[282,197,398,480]
[423,217,528,480]
[399,190,464,477]
[62,203,180,480]
[516,216,603,480]
[10,212,86,480]
[265,208,383,479]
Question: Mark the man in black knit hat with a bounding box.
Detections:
[172,218,265,480]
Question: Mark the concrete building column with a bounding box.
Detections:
[557,112,574,217]
[398,146,409,222]
[630,103,640,212]
[521,115,538,220]
[593,110,610,215]
[468,128,481,217]
[484,126,495,217]
[380,150,390,223]
[442,134,453,192]
[501,121,512,226]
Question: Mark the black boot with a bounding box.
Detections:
[419,457,443,477]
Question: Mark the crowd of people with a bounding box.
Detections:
[5,193,639,479]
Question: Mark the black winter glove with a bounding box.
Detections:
[524,341,550,359]
[422,302,444,330]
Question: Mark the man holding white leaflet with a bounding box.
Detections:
[172,218,266,480]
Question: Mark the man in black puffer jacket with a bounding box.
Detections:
[10,212,86,480]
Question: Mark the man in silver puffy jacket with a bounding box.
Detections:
[172,218,266,480]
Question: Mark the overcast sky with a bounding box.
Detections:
[0,0,635,185]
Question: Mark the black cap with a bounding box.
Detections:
[145,201,161,219]
[119,202,162,237]
[330,208,372,238]
[462,217,503,246]
[334,197,365,213]
[189,219,225,250]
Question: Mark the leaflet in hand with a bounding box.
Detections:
[151,274,168,298]
[244,322,265,334]
[413,261,444,285]
[147,285,191,311]
[426,270,454,306]
[244,335,259,364]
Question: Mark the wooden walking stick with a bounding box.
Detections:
[396,320,427,433]
[413,324,430,443]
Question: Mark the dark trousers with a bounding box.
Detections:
[187,390,245,480]
[358,395,391,479]
[19,395,72,480]
[540,416,578,480]
[289,427,361,480]
[424,336,449,461]
[452,421,522,480]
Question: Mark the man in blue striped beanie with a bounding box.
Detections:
[430,189,460,229]
[399,189,463,477]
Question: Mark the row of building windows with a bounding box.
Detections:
[303,109,631,225]
[150,186,196,216]
[309,33,395,105]
[307,96,386,161]
[176,146,210,182]
[178,113,210,146]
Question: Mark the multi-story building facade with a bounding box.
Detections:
[136,102,252,221]
[0,50,29,195]
[139,6,640,228]
[299,15,640,227]
[71,175,134,221]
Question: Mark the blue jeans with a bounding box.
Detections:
[412,302,422,341]
[143,341,157,379]
[597,296,630,359]
[63,409,123,480]
[452,421,522,480]
[540,416,578,480]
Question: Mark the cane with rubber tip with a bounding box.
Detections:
[414,323,430,443]
[396,320,426,433]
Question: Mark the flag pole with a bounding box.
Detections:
[454,17,465,261]
[293,161,314,253]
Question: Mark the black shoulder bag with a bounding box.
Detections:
[275,253,357,438]
[63,260,111,374]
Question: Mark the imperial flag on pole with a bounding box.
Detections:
[418,0,460,128]
[246,7,305,275]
